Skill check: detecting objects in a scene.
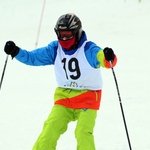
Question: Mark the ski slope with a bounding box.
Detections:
[0,0,150,149]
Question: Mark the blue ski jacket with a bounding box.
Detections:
[15,31,103,68]
[14,30,117,110]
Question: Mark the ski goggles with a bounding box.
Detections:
[56,31,74,40]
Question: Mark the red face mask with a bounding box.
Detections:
[58,35,76,50]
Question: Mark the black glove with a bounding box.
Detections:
[103,47,114,61]
[4,41,19,58]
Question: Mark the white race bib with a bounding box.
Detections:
[54,41,103,90]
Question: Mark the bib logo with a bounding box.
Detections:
[70,82,78,88]
[64,82,86,89]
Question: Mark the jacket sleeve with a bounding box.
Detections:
[15,41,58,66]
[97,50,117,68]
[84,41,102,68]
[84,41,117,68]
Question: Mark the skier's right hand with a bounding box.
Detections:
[4,41,20,58]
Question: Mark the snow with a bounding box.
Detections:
[0,0,150,149]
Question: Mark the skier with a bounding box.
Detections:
[4,13,117,150]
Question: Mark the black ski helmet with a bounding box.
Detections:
[54,13,82,43]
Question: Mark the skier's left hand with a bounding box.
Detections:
[103,47,114,62]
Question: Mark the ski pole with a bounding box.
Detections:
[35,0,46,48]
[109,61,132,150]
[0,55,9,91]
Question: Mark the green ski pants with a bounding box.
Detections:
[32,105,97,150]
